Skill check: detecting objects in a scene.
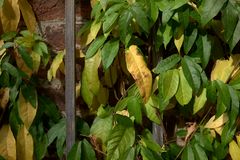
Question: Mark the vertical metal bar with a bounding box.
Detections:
[65,0,76,154]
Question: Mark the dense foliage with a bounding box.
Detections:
[1,0,240,159]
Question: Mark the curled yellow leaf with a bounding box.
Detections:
[229,140,240,160]
[204,113,229,129]
[125,45,152,103]
[0,125,16,160]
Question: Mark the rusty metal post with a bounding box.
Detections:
[65,0,76,154]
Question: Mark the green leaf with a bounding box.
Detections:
[144,96,161,124]
[1,31,17,41]
[181,145,195,160]
[90,115,112,144]
[172,0,188,10]
[150,0,159,23]
[101,40,119,70]
[18,45,33,69]
[140,145,163,160]
[2,62,19,77]
[216,80,230,117]
[105,3,125,16]
[229,19,240,51]
[106,123,135,160]
[200,35,211,69]
[175,68,192,106]
[127,97,142,124]
[162,23,173,48]
[221,122,236,146]
[181,56,201,94]
[21,84,37,108]
[161,69,179,101]
[228,86,239,126]
[103,12,119,33]
[86,35,107,59]
[153,54,180,74]
[119,9,133,44]
[194,133,213,151]
[119,147,135,160]
[193,88,207,114]
[193,143,208,160]
[222,2,239,42]
[131,3,149,32]
[199,0,227,26]
[141,130,163,153]
[115,97,131,112]
[184,28,198,54]
[67,141,82,160]
[81,139,97,160]
[206,81,217,103]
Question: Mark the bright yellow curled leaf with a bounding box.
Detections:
[174,27,184,53]
[17,125,34,160]
[125,45,152,103]
[0,88,9,110]
[18,91,37,129]
[211,54,240,83]
[0,125,16,160]
[18,0,37,32]
[0,0,20,32]
[229,140,240,160]
[47,51,65,81]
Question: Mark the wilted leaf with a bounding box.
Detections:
[47,51,65,81]
[175,68,192,105]
[0,88,9,110]
[18,91,37,129]
[204,114,229,129]
[185,122,197,142]
[211,54,240,83]
[193,88,207,114]
[0,0,20,32]
[229,139,240,160]
[18,0,37,32]
[0,125,16,160]
[125,45,152,103]
[17,125,34,160]
[174,26,184,53]
[81,51,101,107]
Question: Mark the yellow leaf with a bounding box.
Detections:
[211,54,240,83]
[47,51,65,81]
[18,0,37,32]
[229,140,240,160]
[0,0,20,32]
[16,125,33,160]
[18,91,37,129]
[0,40,6,57]
[214,126,224,135]
[125,45,152,103]
[116,110,130,117]
[0,125,16,160]
[174,27,184,53]
[237,135,240,146]
[0,88,9,110]
[31,51,41,73]
[204,113,228,129]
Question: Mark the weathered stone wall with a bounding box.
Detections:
[29,0,91,51]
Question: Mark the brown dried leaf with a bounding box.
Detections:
[0,88,9,110]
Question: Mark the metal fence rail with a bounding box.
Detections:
[65,0,76,154]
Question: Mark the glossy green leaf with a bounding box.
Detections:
[193,143,208,160]
[222,2,239,42]
[201,35,211,69]
[221,122,236,146]
[105,3,125,16]
[103,12,119,33]
[193,88,207,114]
[101,40,119,70]
[144,96,161,124]
[127,97,142,124]
[162,23,173,48]
[106,123,135,160]
[150,0,159,22]
[181,56,201,93]
[86,35,107,59]
[131,3,149,32]
[175,68,192,106]
[90,115,112,144]
[199,0,227,26]
[119,9,133,44]
[183,28,197,54]
[181,145,195,160]
[162,69,179,101]
[153,54,180,74]
[216,80,230,117]
[228,86,239,126]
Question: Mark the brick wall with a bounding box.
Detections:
[30,0,91,51]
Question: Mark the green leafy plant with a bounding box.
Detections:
[72,0,240,159]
